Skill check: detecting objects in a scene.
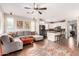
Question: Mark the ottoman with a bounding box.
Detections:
[20,37,33,45]
[32,35,43,41]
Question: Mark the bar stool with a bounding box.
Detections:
[55,34,61,42]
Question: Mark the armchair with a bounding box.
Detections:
[0,34,23,55]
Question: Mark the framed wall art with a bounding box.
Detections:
[17,21,23,29]
[24,21,31,29]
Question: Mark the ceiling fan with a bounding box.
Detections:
[24,3,47,14]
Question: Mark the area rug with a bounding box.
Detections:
[28,40,72,56]
[47,47,71,56]
[28,46,72,56]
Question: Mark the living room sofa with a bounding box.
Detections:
[0,31,43,55]
[9,31,43,42]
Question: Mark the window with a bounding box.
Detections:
[7,16,14,32]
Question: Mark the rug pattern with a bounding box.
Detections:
[27,40,72,56]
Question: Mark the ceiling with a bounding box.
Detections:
[0,3,79,22]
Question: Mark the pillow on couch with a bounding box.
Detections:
[24,31,31,35]
[16,31,24,37]
[31,32,36,35]
[8,32,16,38]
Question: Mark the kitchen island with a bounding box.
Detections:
[47,31,61,41]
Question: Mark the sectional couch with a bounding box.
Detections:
[9,31,43,42]
[0,31,43,55]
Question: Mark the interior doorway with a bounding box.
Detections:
[39,25,47,39]
[67,20,77,47]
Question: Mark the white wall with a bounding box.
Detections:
[35,19,40,34]
[0,7,4,34]
[30,20,36,32]
[77,17,79,46]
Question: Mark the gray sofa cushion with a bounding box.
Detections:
[23,31,31,35]
[15,31,24,37]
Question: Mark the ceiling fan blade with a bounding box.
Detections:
[27,12,30,14]
[38,11,42,14]
[27,11,34,14]
[39,8,47,10]
[24,7,31,9]
[32,11,34,14]
[34,7,47,10]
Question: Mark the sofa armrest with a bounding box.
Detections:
[0,48,2,56]
[13,38,22,43]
